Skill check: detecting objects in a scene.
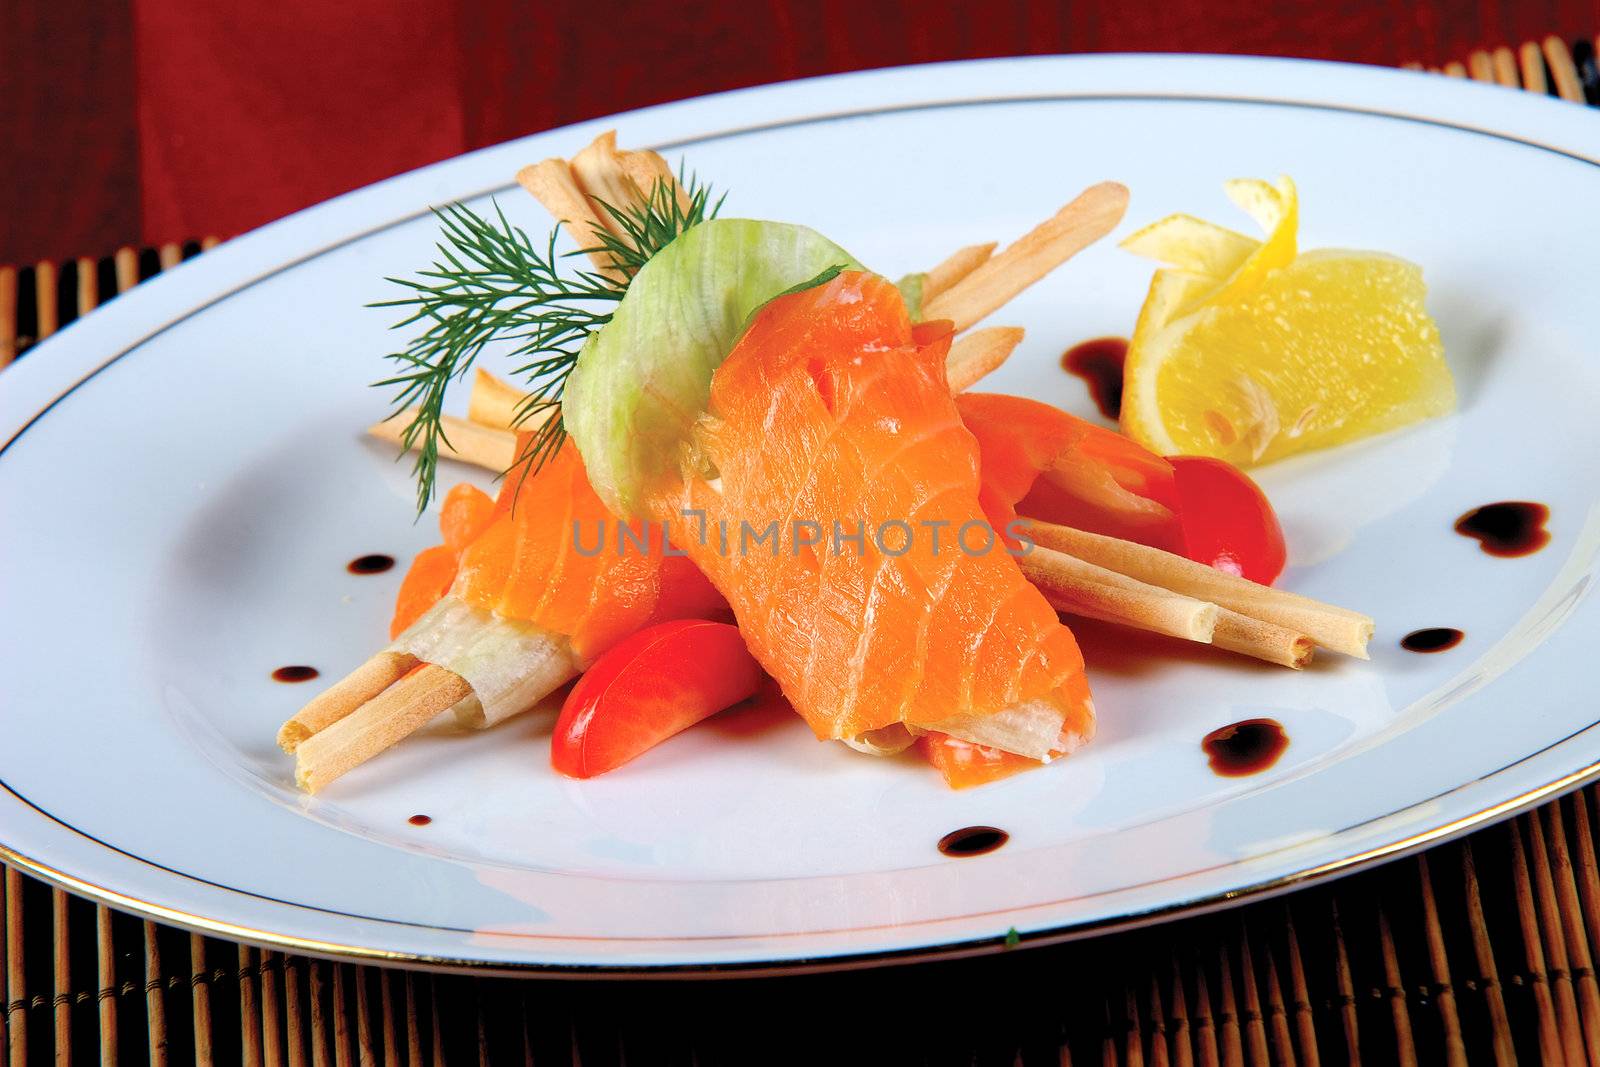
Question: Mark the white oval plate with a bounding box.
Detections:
[4,55,1600,975]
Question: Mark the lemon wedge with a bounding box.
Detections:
[1119,177,1455,466]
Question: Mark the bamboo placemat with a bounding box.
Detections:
[3,35,1599,1066]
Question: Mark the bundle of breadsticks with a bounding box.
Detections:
[384,364,1371,675]
[288,130,1369,794]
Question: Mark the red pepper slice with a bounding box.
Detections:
[1168,455,1287,585]
[552,620,764,778]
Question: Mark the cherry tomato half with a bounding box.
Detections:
[552,620,764,778]
[1168,456,1287,585]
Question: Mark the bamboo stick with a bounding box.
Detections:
[1520,41,1549,94]
[142,921,166,1067]
[1375,906,1417,1067]
[113,249,138,294]
[1413,853,1468,1066]
[34,260,58,340]
[0,266,15,369]
[1543,35,1584,102]
[51,890,68,1067]
[1491,46,1520,87]
[75,257,98,318]
[95,906,116,1066]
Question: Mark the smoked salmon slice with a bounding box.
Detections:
[388,483,498,638]
[917,731,1065,789]
[453,437,725,662]
[649,272,1094,759]
[956,392,1183,552]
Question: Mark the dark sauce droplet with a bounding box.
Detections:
[1202,718,1289,778]
[1454,502,1550,558]
[271,665,320,683]
[408,814,432,827]
[1401,627,1464,653]
[348,554,396,575]
[1061,337,1129,421]
[938,825,1009,858]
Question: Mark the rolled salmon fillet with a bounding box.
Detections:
[645,271,1095,761]
[384,442,727,728]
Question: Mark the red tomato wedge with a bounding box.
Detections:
[1168,456,1287,585]
[552,620,764,778]
[956,392,1288,583]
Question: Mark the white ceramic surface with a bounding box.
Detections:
[3,55,1599,974]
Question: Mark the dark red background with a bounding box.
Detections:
[1,0,1593,265]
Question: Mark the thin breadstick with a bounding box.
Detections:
[1213,609,1314,670]
[368,412,516,473]
[516,159,620,277]
[923,182,1129,333]
[946,326,1023,393]
[615,146,683,210]
[1017,545,1218,643]
[922,242,996,302]
[1026,538,1313,668]
[467,368,528,431]
[295,665,473,793]
[1025,521,1373,658]
[569,131,681,232]
[277,651,419,753]
[521,132,684,279]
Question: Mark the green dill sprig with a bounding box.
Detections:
[372,169,720,512]
[586,175,726,279]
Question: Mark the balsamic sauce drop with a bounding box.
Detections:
[938,825,1009,858]
[1060,337,1129,421]
[408,814,432,827]
[271,665,320,683]
[1401,628,1464,653]
[347,554,396,575]
[1454,503,1550,558]
[1202,719,1289,778]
